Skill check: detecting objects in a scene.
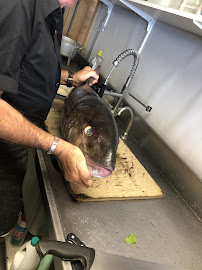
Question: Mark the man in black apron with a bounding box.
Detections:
[0,0,98,236]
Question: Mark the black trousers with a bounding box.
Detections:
[0,140,29,236]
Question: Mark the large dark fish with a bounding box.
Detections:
[60,85,119,178]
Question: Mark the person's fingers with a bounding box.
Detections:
[65,172,89,188]
[56,141,93,187]
[59,160,90,188]
[76,159,93,187]
[74,67,99,85]
[89,78,98,86]
[89,72,99,81]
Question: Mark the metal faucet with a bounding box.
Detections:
[98,49,140,111]
[117,106,134,140]
[98,49,152,139]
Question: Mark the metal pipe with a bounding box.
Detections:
[127,92,152,112]
[113,93,125,116]
[138,19,156,54]
[65,0,80,36]
[103,90,122,97]
[117,106,134,140]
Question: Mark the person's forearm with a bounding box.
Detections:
[60,69,79,87]
[0,96,93,186]
[60,69,69,85]
[0,96,58,153]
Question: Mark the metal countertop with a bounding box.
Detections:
[36,120,202,270]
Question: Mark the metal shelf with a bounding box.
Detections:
[109,0,202,35]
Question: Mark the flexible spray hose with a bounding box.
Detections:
[99,49,139,98]
[113,49,139,80]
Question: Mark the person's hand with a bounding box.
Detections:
[54,139,93,187]
[73,66,99,86]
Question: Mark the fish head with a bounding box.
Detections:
[61,88,119,178]
[80,120,118,178]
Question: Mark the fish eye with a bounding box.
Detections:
[84,126,93,136]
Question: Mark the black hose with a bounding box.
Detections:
[98,84,107,98]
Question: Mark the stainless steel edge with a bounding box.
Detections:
[37,149,72,270]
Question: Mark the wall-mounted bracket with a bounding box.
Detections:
[119,0,156,53]
[193,19,202,30]
[100,0,114,32]
[119,0,155,31]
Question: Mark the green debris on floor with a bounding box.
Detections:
[125,233,137,244]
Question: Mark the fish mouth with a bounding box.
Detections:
[85,158,113,178]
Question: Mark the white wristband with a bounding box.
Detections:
[47,136,59,155]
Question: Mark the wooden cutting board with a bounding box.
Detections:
[45,89,163,202]
[68,138,163,202]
